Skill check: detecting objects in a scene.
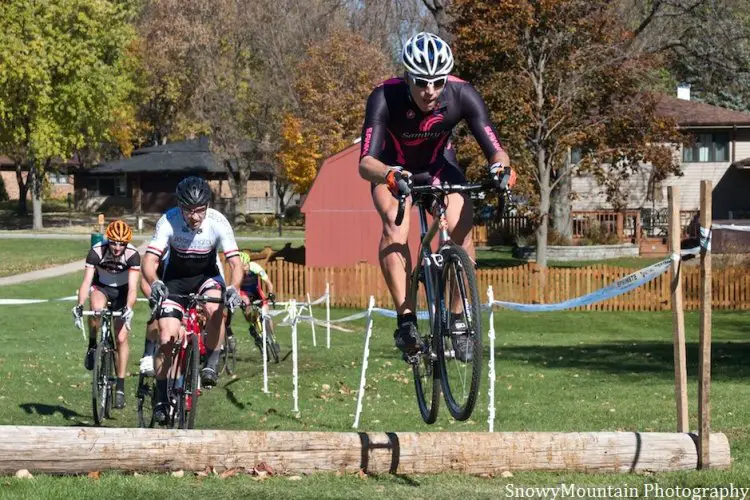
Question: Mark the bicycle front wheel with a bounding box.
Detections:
[177,334,200,429]
[437,243,483,421]
[408,264,441,424]
[264,317,280,364]
[91,343,113,425]
[218,328,236,376]
[136,373,155,428]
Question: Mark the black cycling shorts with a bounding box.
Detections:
[90,283,128,311]
[158,273,225,321]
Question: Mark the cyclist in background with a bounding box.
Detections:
[234,251,275,351]
[72,220,140,409]
[358,32,515,360]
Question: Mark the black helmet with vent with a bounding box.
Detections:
[175,176,211,207]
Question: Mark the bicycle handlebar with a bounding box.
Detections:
[394,182,493,227]
[82,310,123,318]
[167,293,224,304]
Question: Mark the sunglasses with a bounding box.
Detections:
[409,74,448,89]
[109,241,127,248]
[181,205,208,216]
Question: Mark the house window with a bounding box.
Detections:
[85,176,127,197]
[682,133,729,162]
[48,172,70,184]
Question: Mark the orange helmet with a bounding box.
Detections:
[105,219,133,243]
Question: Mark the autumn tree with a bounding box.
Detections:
[132,0,212,145]
[278,30,393,193]
[0,0,136,228]
[452,0,683,268]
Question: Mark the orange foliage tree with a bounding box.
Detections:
[452,0,684,267]
[277,30,393,194]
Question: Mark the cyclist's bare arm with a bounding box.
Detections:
[359,155,393,184]
[226,254,243,290]
[126,268,139,310]
[141,252,159,286]
[261,276,274,294]
[77,267,96,307]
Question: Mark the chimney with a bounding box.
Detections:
[677,83,691,101]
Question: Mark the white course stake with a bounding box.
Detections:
[326,282,331,349]
[307,292,317,347]
[352,296,376,429]
[290,299,299,414]
[487,286,496,433]
[262,311,269,394]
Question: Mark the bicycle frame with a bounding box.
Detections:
[81,308,123,346]
[408,184,482,320]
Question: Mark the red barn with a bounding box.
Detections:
[301,142,424,267]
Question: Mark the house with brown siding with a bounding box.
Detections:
[1,156,76,200]
[572,90,750,220]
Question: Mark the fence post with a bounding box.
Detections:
[669,186,689,433]
[698,180,713,469]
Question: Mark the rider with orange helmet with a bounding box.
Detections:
[73,219,141,410]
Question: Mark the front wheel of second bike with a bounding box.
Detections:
[437,243,483,421]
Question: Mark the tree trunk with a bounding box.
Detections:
[30,165,44,230]
[276,180,288,237]
[224,157,249,223]
[15,164,28,216]
[535,151,551,268]
[550,151,573,241]
[422,0,453,42]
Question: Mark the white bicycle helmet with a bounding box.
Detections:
[402,32,454,77]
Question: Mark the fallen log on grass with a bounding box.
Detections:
[0,426,730,475]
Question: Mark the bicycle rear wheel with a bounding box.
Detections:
[177,334,200,429]
[437,243,483,421]
[408,264,440,424]
[264,317,280,364]
[136,373,155,428]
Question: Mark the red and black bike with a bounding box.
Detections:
[136,293,222,429]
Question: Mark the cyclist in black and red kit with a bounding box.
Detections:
[359,31,516,357]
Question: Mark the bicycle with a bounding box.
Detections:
[394,172,509,424]
[219,311,237,376]
[80,306,123,426]
[136,293,222,429]
[242,299,280,364]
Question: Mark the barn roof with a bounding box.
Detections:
[301,143,367,213]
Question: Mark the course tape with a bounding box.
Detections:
[488,256,673,313]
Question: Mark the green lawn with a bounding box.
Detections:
[0,239,89,277]
[1,272,750,497]
[475,246,664,269]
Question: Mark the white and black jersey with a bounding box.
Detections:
[85,242,141,288]
[145,207,239,281]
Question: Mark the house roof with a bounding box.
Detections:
[731,157,750,169]
[655,95,750,127]
[90,137,275,176]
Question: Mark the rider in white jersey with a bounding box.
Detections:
[141,176,243,425]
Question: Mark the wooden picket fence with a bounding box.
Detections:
[264,259,750,311]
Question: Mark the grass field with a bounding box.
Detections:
[475,246,664,269]
[1,271,750,497]
[0,239,90,277]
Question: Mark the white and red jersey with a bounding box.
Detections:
[85,242,141,287]
[146,207,239,280]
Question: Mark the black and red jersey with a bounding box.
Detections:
[360,76,504,172]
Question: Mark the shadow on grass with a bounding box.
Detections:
[222,378,246,410]
[19,403,86,421]
[497,341,750,380]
